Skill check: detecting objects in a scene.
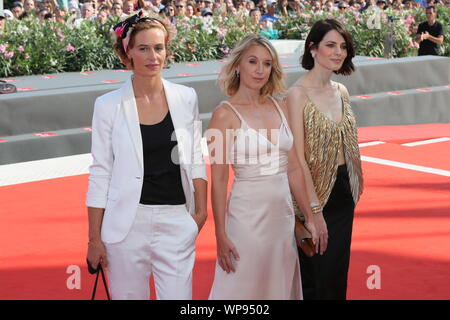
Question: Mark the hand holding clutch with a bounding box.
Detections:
[294,216,315,257]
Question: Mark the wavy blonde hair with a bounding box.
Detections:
[218,34,286,97]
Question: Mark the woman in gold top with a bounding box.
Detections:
[287,19,364,300]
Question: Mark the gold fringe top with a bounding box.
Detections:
[301,84,363,211]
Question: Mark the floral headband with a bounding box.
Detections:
[113,10,165,52]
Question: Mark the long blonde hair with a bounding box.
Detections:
[218,34,286,97]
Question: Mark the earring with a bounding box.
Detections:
[311,52,316,59]
[235,70,240,78]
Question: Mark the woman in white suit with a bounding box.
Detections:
[85,11,208,300]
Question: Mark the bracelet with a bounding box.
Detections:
[311,206,322,214]
[310,201,322,214]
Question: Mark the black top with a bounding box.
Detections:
[139,111,186,205]
[417,21,444,56]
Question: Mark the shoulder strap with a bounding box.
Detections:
[268,96,289,126]
[221,100,247,126]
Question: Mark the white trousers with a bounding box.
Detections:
[105,204,198,300]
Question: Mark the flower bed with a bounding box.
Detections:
[1,7,448,77]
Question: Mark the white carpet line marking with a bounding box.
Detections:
[0,154,92,187]
[402,137,450,147]
[359,141,385,148]
[361,156,450,177]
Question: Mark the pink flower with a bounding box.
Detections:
[114,25,125,38]
[25,53,30,59]
[0,44,6,54]
[4,51,14,59]
[408,40,420,49]
[66,44,75,52]
[57,30,65,42]
[217,28,227,38]
[18,46,24,53]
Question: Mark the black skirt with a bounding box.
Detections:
[299,164,355,300]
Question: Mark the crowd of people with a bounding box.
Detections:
[0,0,448,47]
[1,0,449,30]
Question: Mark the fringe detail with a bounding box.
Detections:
[303,94,363,208]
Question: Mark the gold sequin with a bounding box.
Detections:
[293,85,364,214]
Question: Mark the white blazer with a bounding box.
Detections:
[86,77,207,244]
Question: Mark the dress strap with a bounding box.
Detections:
[221,100,247,127]
[268,96,289,127]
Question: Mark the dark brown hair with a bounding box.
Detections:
[302,19,355,75]
[113,18,171,70]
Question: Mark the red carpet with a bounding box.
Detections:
[358,123,450,144]
[1,124,449,300]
